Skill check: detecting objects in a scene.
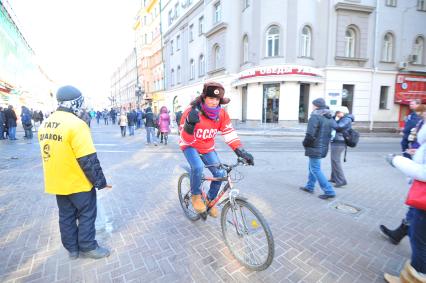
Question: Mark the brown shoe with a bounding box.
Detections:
[206,200,218,218]
[191,195,206,214]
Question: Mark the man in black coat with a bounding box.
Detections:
[300,98,336,199]
[4,105,17,140]
[401,99,421,159]
[0,107,5,139]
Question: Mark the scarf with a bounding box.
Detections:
[201,103,221,120]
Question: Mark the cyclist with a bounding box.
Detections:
[179,82,254,218]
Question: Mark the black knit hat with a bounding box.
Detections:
[56,85,82,102]
[312,98,326,108]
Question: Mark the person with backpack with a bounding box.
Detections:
[21,106,33,139]
[329,106,354,188]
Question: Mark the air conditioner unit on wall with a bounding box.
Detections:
[398,62,408,69]
[408,54,418,63]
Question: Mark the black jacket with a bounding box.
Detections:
[303,108,336,158]
[127,111,136,126]
[332,114,354,144]
[4,108,17,127]
[143,107,156,127]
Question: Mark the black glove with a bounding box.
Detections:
[234,148,254,165]
[183,108,200,134]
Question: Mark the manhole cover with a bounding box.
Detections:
[332,202,362,215]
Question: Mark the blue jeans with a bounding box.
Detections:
[183,147,225,200]
[128,125,135,136]
[8,126,16,140]
[407,207,426,273]
[306,157,335,195]
[146,127,157,143]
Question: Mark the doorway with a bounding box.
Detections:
[299,84,310,123]
[342,84,354,113]
[262,84,280,123]
[242,86,247,122]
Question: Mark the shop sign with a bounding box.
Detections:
[394,74,426,104]
[238,65,323,80]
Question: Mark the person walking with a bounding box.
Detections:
[175,106,183,134]
[158,106,171,145]
[136,108,143,129]
[21,106,33,139]
[143,107,158,146]
[299,98,336,199]
[38,85,110,259]
[96,111,101,125]
[0,106,5,140]
[4,105,17,140]
[110,108,117,125]
[126,109,135,136]
[329,106,354,188]
[79,109,91,127]
[118,112,128,137]
[384,126,426,282]
[102,109,109,125]
[401,99,421,159]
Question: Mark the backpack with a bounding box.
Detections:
[21,112,31,125]
[343,128,359,148]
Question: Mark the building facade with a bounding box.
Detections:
[161,0,426,129]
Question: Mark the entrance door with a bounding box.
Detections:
[299,84,310,123]
[342,84,354,113]
[262,84,280,123]
[242,86,247,122]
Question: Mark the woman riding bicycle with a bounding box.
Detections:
[179,82,254,218]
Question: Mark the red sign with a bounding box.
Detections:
[238,65,322,80]
[395,74,426,105]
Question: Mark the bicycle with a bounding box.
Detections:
[177,157,274,271]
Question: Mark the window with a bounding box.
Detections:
[176,35,181,50]
[382,33,394,62]
[345,28,356,58]
[418,0,426,11]
[414,36,424,64]
[144,33,148,44]
[170,40,174,54]
[386,0,397,6]
[199,54,205,76]
[214,2,222,24]
[266,26,280,57]
[170,69,175,86]
[175,2,179,18]
[300,26,312,57]
[379,86,389,109]
[189,24,194,42]
[177,66,181,84]
[199,16,204,34]
[243,0,249,9]
[190,59,195,80]
[168,10,173,25]
[214,45,222,69]
[243,35,249,63]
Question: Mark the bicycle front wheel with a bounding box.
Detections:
[178,173,200,221]
[221,198,274,271]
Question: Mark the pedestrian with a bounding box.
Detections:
[20,106,33,139]
[299,98,336,199]
[118,111,128,137]
[38,85,110,259]
[102,109,109,125]
[158,106,171,145]
[401,99,421,159]
[143,106,158,146]
[175,106,183,133]
[384,126,426,282]
[96,111,101,125]
[329,106,354,187]
[180,81,254,216]
[4,105,17,140]
[380,105,426,245]
[79,108,91,127]
[0,106,5,140]
[126,109,135,136]
[136,108,143,129]
[110,108,117,125]
[38,110,44,124]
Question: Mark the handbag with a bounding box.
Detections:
[406,180,426,211]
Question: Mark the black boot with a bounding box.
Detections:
[379,220,409,245]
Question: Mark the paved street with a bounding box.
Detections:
[0,123,411,283]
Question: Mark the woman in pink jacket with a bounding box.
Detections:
[158,106,171,145]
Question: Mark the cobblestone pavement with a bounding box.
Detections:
[0,123,410,282]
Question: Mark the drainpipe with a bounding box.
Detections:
[368,0,379,132]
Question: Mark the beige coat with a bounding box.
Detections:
[119,114,128,126]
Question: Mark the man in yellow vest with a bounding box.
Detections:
[38,85,110,259]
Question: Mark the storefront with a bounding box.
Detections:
[232,65,324,125]
[394,73,426,128]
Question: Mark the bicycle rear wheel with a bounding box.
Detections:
[221,198,274,271]
[178,173,200,221]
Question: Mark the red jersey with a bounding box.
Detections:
[179,106,242,153]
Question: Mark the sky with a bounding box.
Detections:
[8,0,140,107]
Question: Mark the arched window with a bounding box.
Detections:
[243,35,249,63]
[199,54,205,76]
[345,27,356,58]
[300,26,312,57]
[382,33,394,62]
[414,36,424,64]
[189,59,195,80]
[214,45,221,69]
[170,69,175,86]
[177,65,181,84]
[266,25,280,57]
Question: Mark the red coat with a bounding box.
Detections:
[179,106,242,154]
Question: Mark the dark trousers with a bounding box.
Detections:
[407,207,426,273]
[401,138,411,159]
[56,188,98,252]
